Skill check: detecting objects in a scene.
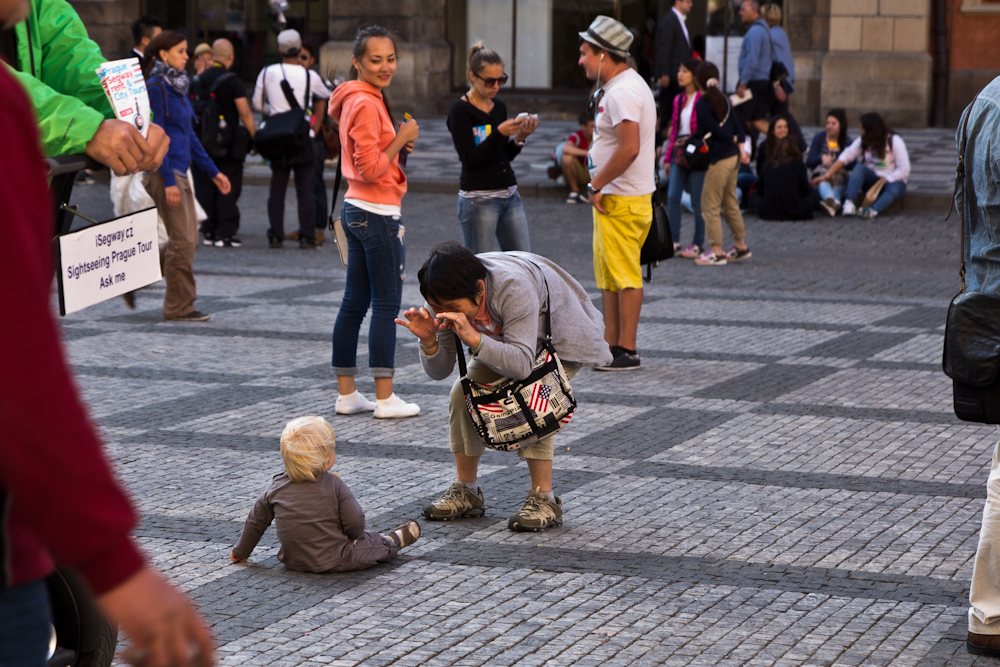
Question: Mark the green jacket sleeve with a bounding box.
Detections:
[10,0,115,157]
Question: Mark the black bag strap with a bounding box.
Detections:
[454,256,552,380]
[951,106,974,291]
[272,64,310,112]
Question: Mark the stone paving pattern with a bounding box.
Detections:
[65,180,999,665]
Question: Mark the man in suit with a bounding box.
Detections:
[130,15,160,71]
[655,0,693,138]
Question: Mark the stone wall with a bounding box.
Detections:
[68,0,138,60]
[320,0,452,117]
[819,0,932,128]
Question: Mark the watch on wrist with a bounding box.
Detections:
[514,137,526,147]
[587,183,601,195]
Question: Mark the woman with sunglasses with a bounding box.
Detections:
[446,43,538,253]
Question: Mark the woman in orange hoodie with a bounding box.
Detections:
[328,25,422,419]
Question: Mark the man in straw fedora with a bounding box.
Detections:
[578,15,656,372]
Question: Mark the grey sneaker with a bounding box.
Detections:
[508,487,563,532]
[422,481,485,521]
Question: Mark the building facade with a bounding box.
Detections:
[68,0,1000,128]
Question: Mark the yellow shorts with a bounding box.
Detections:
[592,194,653,292]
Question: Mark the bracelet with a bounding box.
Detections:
[419,335,438,350]
[472,334,486,355]
[514,137,526,147]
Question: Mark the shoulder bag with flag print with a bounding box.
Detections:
[455,259,577,451]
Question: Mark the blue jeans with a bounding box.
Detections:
[844,164,907,212]
[0,579,51,667]
[457,191,531,253]
[817,180,845,203]
[332,203,405,377]
[736,166,757,209]
[666,164,705,248]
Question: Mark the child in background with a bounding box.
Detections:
[561,112,594,204]
[230,416,419,572]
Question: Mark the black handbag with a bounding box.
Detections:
[941,110,1000,422]
[753,22,789,83]
[254,64,312,163]
[640,189,675,282]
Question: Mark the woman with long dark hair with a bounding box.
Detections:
[446,43,537,253]
[328,25,422,419]
[144,31,231,321]
[753,137,821,221]
[691,61,751,266]
[663,58,706,259]
[807,108,852,216]
[813,112,909,219]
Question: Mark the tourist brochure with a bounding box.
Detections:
[96,58,150,138]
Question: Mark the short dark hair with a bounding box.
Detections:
[417,242,488,306]
[578,111,592,125]
[300,42,316,59]
[132,15,161,47]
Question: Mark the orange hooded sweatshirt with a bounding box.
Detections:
[328,80,407,208]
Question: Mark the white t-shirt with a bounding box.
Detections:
[252,63,331,116]
[678,94,696,137]
[587,68,657,197]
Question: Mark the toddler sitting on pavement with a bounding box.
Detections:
[230,416,419,572]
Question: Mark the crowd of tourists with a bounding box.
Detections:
[0,0,946,663]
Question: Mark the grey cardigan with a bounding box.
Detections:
[232,472,366,573]
[420,252,613,381]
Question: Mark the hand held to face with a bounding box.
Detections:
[395,307,439,344]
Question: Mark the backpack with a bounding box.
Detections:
[254,64,313,164]
[189,74,211,128]
[639,189,675,282]
[199,72,238,160]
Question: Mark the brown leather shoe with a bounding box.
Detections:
[968,632,1000,656]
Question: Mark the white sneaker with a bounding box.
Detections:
[374,393,421,419]
[841,200,857,217]
[335,391,377,415]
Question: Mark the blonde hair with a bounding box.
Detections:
[760,3,782,27]
[279,416,336,483]
[468,42,503,76]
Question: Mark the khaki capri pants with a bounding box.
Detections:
[449,358,582,460]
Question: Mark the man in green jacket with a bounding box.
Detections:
[1,0,168,174]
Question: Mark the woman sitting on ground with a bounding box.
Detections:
[752,136,821,221]
[395,242,612,532]
[807,108,852,216]
[812,112,909,219]
[736,116,788,212]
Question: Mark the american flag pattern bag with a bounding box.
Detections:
[455,261,577,452]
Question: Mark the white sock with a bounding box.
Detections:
[460,479,479,491]
[542,490,556,502]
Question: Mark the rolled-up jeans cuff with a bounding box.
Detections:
[370,367,395,379]
[333,366,358,377]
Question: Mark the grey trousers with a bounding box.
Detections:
[327,530,398,573]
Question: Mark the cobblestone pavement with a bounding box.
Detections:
[66,182,997,666]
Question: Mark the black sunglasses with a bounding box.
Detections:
[473,72,509,87]
[587,87,604,118]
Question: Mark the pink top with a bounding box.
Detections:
[666,90,701,158]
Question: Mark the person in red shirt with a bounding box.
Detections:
[560,112,594,204]
[0,3,215,665]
